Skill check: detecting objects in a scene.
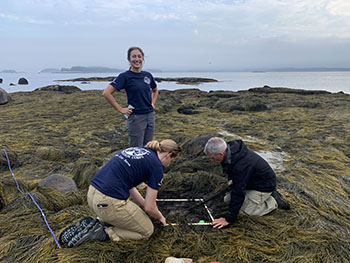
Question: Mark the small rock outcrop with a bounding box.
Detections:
[0,88,9,105]
[0,78,3,84]
[38,174,78,194]
[249,85,331,95]
[35,85,81,94]
[18,78,29,85]
[177,105,199,115]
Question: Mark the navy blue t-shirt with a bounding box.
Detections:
[90,147,164,200]
[110,70,157,114]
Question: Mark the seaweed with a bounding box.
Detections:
[1,88,350,262]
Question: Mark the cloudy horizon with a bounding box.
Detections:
[1,0,350,72]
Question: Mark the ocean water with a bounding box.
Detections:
[1,71,350,94]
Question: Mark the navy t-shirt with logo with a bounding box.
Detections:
[110,70,157,114]
[90,147,164,200]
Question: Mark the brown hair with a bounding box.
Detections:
[145,139,181,158]
[127,47,144,61]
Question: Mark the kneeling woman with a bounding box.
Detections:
[62,139,181,247]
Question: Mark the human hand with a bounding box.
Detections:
[212,217,229,229]
[120,106,134,116]
[158,216,166,226]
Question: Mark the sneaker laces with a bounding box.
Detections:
[67,218,99,248]
[59,216,94,244]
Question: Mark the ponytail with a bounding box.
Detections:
[145,139,181,157]
[145,140,161,152]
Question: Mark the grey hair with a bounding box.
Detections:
[204,137,227,155]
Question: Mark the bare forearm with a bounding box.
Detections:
[145,206,164,221]
[151,88,158,107]
[129,188,145,206]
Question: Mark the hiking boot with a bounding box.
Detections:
[59,216,94,245]
[272,190,290,210]
[67,219,106,248]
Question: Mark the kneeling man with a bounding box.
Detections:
[204,137,290,229]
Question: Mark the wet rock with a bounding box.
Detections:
[38,174,78,194]
[35,85,81,94]
[249,85,331,95]
[9,83,16,86]
[0,78,2,83]
[185,135,212,155]
[0,88,9,105]
[177,105,199,115]
[18,78,29,85]
[156,90,182,114]
[213,97,269,112]
[207,90,240,98]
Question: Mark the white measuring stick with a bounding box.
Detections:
[156,198,204,202]
[165,222,212,226]
[203,203,214,222]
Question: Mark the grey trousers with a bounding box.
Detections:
[126,111,155,147]
[224,190,278,216]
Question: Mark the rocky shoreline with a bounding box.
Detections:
[1,85,350,262]
[56,76,218,85]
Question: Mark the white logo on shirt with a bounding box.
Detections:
[121,147,150,160]
[144,76,151,85]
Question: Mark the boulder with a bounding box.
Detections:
[35,85,81,94]
[0,78,3,84]
[0,88,8,105]
[38,174,78,194]
[185,135,212,155]
[18,78,29,85]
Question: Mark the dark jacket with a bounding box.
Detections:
[221,140,276,223]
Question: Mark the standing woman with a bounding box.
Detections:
[102,47,158,147]
[60,139,181,247]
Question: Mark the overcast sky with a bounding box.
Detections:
[1,0,350,72]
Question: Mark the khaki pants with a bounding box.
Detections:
[225,190,277,216]
[87,185,154,241]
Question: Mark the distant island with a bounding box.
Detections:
[1,69,18,73]
[40,66,123,74]
[39,68,61,73]
[56,76,218,85]
[267,67,350,72]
